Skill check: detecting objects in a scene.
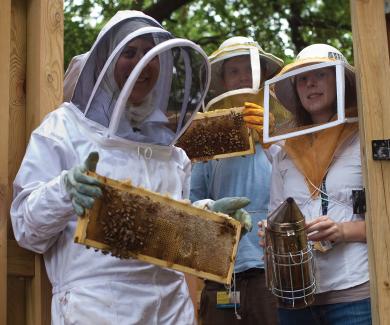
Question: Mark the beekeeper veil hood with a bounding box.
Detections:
[263,43,357,143]
[204,36,283,111]
[69,10,210,146]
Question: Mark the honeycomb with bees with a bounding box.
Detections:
[176,107,255,162]
[74,172,242,284]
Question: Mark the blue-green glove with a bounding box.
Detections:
[64,152,102,216]
[210,197,252,235]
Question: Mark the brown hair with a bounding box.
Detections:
[293,68,356,126]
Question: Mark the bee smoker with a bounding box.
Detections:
[264,197,316,308]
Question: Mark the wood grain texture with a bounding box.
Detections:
[26,0,63,135]
[4,1,63,324]
[351,1,390,324]
[9,0,27,238]
[26,256,51,325]
[8,276,27,325]
[8,240,35,277]
[0,1,11,323]
[24,1,63,324]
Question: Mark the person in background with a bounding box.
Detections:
[261,43,371,325]
[190,36,283,325]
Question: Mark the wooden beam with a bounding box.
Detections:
[9,0,27,237]
[8,276,28,324]
[24,1,64,324]
[26,256,52,325]
[7,240,35,277]
[0,1,11,323]
[26,0,63,133]
[350,1,390,324]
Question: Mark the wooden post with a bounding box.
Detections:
[0,1,11,323]
[8,1,29,322]
[26,0,63,132]
[4,0,63,324]
[351,1,390,324]
[24,1,63,323]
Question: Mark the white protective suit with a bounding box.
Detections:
[11,10,209,325]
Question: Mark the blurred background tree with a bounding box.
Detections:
[64,0,352,68]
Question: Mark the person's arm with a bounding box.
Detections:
[180,153,192,200]
[306,216,366,243]
[189,162,210,202]
[11,132,76,254]
[243,102,275,149]
[263,143,282,164]
[258,151,285,245]
[268,151,285,212]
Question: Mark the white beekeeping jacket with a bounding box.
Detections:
[11,10,209,324]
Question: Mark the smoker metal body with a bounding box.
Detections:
[265,197,316,309]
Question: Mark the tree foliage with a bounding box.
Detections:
[64,0,353,68]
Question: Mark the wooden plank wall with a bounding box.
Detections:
[0,0,12,324]
[25,1,63,324]
[26,0,63,132]
[4,0,64,324]
[7,1,29,322]
[350,0,390,324]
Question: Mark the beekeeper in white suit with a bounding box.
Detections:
[10,10,252,324]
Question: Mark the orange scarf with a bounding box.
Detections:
[283,122,358,198]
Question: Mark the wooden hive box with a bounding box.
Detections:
[176,107,255,162]
[74,172,242,284]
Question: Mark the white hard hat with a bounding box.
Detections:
[274,43,356,114]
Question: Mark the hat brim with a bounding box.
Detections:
[274,59,355,114]
[208,51,283,100]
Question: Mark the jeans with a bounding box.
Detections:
[278,298,371,325]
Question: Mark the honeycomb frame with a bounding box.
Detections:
[176,107,256,162]
[74,171,242,284]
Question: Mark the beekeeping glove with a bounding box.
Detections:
[242,102,274,149]
[64,152,102,216]
[210,197,252,235]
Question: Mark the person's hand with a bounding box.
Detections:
[64,152,103,216]
[306,216,345,244]
[210,197,252,235]
[242,102,275,149]
[257,220,267,248]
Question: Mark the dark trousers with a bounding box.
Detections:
[199,268,278,325]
